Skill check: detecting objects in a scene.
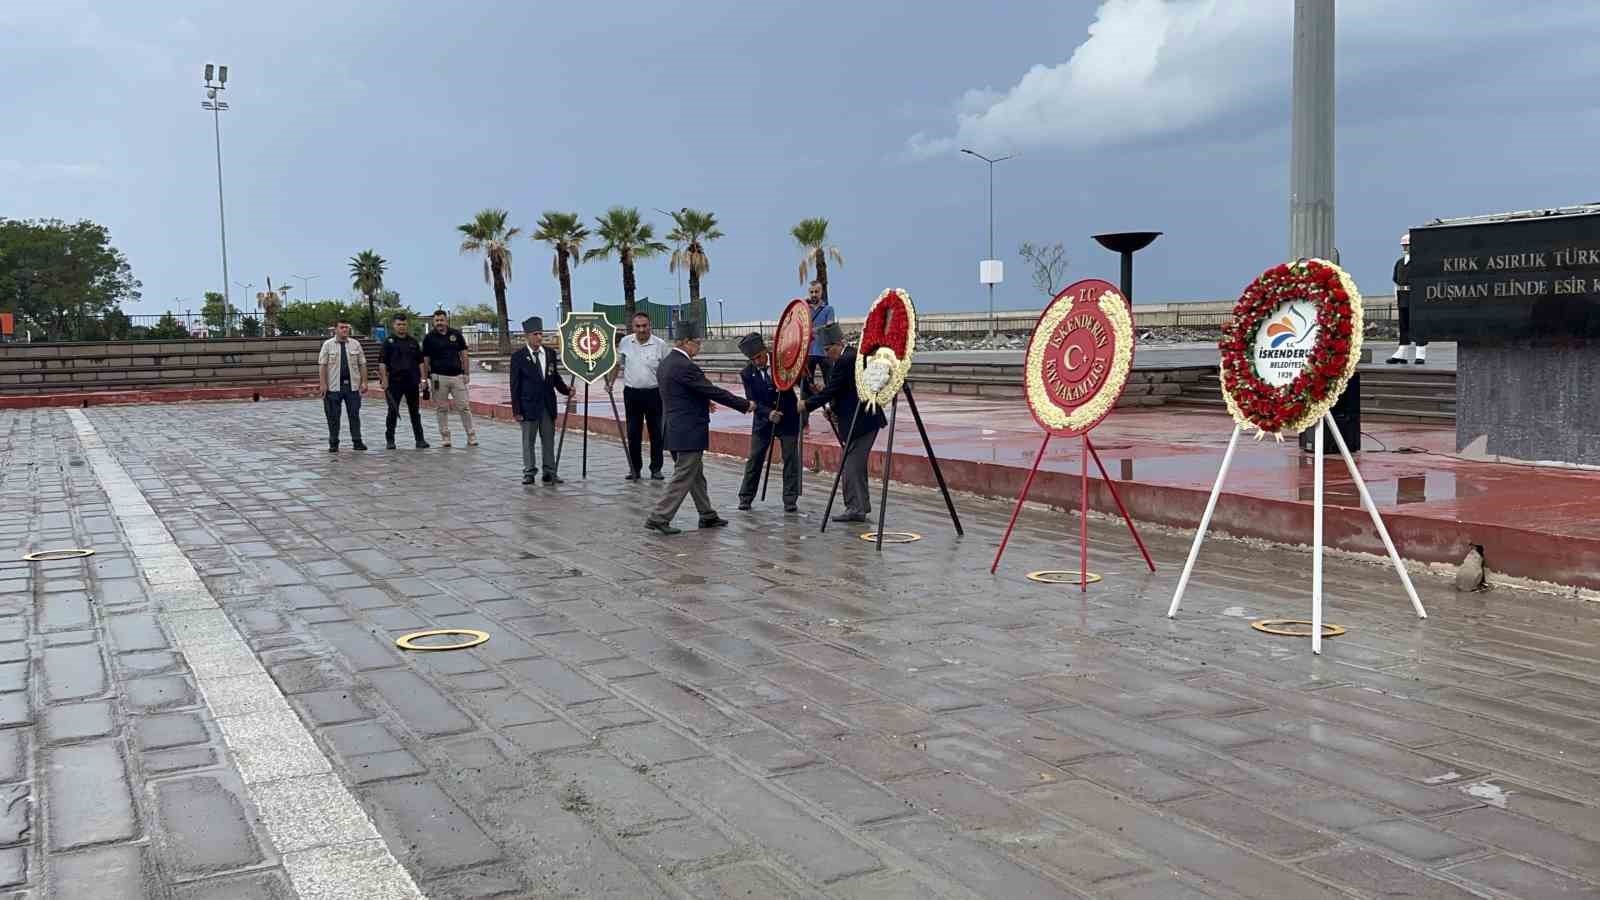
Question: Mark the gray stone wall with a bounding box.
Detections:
[1456,339,1600,465]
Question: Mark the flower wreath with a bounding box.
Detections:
[855,288,918,411]
[1023,289,1134,435]
[1219,258,1363,438]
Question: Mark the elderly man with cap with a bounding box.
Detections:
[645,320,752,535]
[736,331,802,513]
[1387,232,1428,365]
[509,315,571,484]
[803,321,886,523]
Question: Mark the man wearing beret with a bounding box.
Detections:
[645,320,753,535]
[736,332,801,513]
[803,321,885,523]
[509,315,571,485]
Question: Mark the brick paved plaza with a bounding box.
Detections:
[4,398,1600,899]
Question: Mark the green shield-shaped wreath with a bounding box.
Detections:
[558,311,619,385]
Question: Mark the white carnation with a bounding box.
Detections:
[862,348,897,396]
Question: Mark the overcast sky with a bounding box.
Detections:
[5,0,1599,325]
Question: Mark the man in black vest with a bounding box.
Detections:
[1387,232,1428,365]
[509,315,571,484]
[736,332,801,513]
[378,313,429,449]
[644,320,752,535]
[803,322,886,523]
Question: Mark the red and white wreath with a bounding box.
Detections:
[1219,258,1363,438]
[855,288,917,411]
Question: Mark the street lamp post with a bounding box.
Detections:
[716,299,725,339]
[961,149,1012,339]
[201,64,232,313]
[293,273,319,305]
[652,207,686,316]
[233,281,254,334]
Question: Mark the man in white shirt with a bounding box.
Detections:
[609,311,668,481]
[317,320,367,452]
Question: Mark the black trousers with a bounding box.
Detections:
[324,389,363,447]
[1396,300,1428,347]
[385,377,424,443]
[739,429,801,504]
[623,386,664,475]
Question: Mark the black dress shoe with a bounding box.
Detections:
[522,474,536,485]
[645,520,681,535]
[1414,359,1426,365]
[831,512,866,523]
[649,471,665,480]
[386,439,397,449]
[352,443,368,451]
[327,445,338,453]
[737,501,753,511]
[543,474,564,484]
[699,516,730,529]
[784,504,799,514]
[625,472,641,481]
[416,440,430,449]
[1386,357,1404,365]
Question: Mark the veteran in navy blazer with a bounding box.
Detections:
[803,322,885,522]
[645,320,752,535]
[509,316,571,484]
[735,332,802,513]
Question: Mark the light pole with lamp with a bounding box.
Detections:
[652,207,686,326]
[293,273,319,305]
[201,64,232,313]
[716,299,725,339]
[960,148,1012,339]
[232,281,254,334]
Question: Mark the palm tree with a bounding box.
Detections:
[348,250,387,336]
[584,207,668,323]
[457,209,520,353]
[667,209,724,332]
[532,212,589,319]
[791,217,844,304]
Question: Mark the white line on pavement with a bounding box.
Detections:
[67,409,425,900]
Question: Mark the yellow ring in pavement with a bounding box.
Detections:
[23,548,96,561]
[860,532,922,544]
[395,628,490,652]
[1250,619,1346,638]
[1027,570,1103,585]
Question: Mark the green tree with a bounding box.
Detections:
[791,217,843,304]
[450,302,498,327]
[348,249,387,335]
[146,311,189,340]
[276,300,347,336]
[0,218,142,341]
[201,291,238,335]
[457,209,518,353]
[532,211,588,318]
[585,207,668,322]
[240,315,263,338]
[102,308,132,341]
[667,209,723,331]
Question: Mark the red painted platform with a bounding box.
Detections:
[0,383,323,410]
[454,376,1600,591]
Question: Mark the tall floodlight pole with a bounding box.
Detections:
[1289,0,1334,260]
[293,273,319,304]
[960,149,1012,339]
[201,64,232,312]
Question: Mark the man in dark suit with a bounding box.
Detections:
[736,332,801,513]
[509,315,571,484]
[645,320,752,535]
[803,321,886,523]
[1386,231,1428,365]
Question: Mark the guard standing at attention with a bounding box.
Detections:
[736,332,801,513]
[803,322,885,523]
[509,316,571,485]
[1387,232,1428,365]
[644,320,752,535]
[378,313,429,450]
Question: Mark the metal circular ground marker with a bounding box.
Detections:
[395,629,490,652]
[1027,570,1103,585]
[860,531,922,544]
[1250,619,1346,638]
[22,548,96,562]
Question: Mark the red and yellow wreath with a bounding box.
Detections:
[855,288,917,411]
[1219,258,1363,438]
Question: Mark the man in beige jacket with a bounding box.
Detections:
[317,320,367,452]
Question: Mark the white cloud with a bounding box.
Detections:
[909,0,1284,158]
[906,0,1600,159]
